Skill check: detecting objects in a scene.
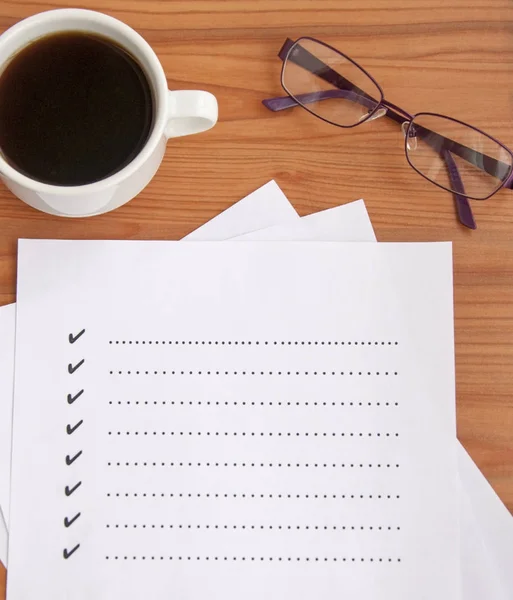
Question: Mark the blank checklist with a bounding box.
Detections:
[8,240,458,600]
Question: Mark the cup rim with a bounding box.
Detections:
[0,8,168,195]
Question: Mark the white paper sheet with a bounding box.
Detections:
[1,188,511,595]
[0,303,15,566]
[9,239,458,599]
[459,473,509,600]
[0,303,15,526]
[234,200,376,242]
[183,180,298,241]
[458,445,513,596]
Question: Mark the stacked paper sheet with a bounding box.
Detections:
[0,181,512,600]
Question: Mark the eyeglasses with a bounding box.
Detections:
[262,37,513,229]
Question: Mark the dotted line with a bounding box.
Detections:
[107,462,400,468]
[108,400,399,407]
[105,556,401,562]
[109,370,399,376]
[108,431,399,438]
[109,340,399,346]
[106,524,400,531]
[106,492,401,499]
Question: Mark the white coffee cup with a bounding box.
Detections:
[0,9,218,217]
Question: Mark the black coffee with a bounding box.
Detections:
[0,31,153,186]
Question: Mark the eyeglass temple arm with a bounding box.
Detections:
[264,38,511,185]
[263,89,379,113]
[443,150,477,229]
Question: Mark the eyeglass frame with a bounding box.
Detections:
[262,36,513,230]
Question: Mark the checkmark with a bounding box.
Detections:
[64,513,81,528]
[66,420,83,435]
[65,481,82,496]
[67,390,84,405]
[65,450,83,466]
[68,329,85,344]
[63,544,80,559]
[68,360,85,374]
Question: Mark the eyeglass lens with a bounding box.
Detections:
[405,114,512,200]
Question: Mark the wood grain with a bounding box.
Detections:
[1,0,513,594]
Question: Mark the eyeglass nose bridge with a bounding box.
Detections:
[358,106,387,123]
[401,121,417,151]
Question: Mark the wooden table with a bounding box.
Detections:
[1,0,512,594]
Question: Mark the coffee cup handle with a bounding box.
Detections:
[165,90,218,139]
